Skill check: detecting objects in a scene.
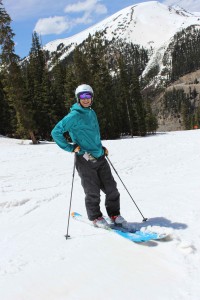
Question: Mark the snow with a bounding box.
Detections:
[43,1,200,81]
[0,129,200,300]
[44,1,200,63]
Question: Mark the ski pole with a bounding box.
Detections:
[106,156,148,222]
[65,154,76,240]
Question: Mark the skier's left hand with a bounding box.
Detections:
[73,144,81,153]
[102,146,108,156]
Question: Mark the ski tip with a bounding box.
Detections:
[71,212,81,217]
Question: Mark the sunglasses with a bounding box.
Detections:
[79,93,92,99]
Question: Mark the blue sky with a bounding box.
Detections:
[4,0,200,59]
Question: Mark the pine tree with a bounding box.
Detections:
[92,61,118,139]
[0,0,37,142]
[41,69,55,139]
[51,62,66,123]
[0,0,16,135]
[144,98,158,134]
[73,46,90,83]
[64,64,77,111]
[23,31,54,140]
[117,56,133,135]
[116,57,147,137]
[0,75,13,135]
[0,0,16,65]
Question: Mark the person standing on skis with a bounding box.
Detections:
[51,84,128,229]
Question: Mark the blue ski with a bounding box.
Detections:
[71,212,169,243]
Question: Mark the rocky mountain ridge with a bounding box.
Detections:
[42,1,200,131]
[152,70,200,131]
[44,1,200,77]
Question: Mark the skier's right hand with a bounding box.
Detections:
[102,146,108,156]
[73,144,80,153]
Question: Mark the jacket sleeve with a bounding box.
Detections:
[51,113,75,152]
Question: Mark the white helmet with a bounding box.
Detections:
[75,84,94,102]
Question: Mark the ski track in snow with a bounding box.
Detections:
[0,131,200,299]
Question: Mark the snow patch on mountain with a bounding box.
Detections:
[43,1,200,74]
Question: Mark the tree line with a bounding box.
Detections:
[171,26,200,82]
[0,1,158,143]
[164,87,200,129]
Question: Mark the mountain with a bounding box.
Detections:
[44,1,200,78]
[42,1,200,132]
[152,69,200,131]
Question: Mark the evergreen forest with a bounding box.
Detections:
[170,26,200,82]
[0,1,157,143]
[164,87,200,129]
[1,2,200,143]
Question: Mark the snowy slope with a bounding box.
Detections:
[43,1,200,67]
[0,129,200,299]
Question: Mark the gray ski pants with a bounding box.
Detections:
[75,154,120,221]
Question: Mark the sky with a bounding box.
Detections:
[3,0,200,59]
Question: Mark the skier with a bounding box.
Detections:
[51,84,129,229]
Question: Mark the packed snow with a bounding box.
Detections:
[0,129,200,300]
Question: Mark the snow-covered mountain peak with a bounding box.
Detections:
[43,1,200,67]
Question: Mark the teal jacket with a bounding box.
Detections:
[51,103,104,158]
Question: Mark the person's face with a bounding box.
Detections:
[79,92,92,107]
[79,97,92,107]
